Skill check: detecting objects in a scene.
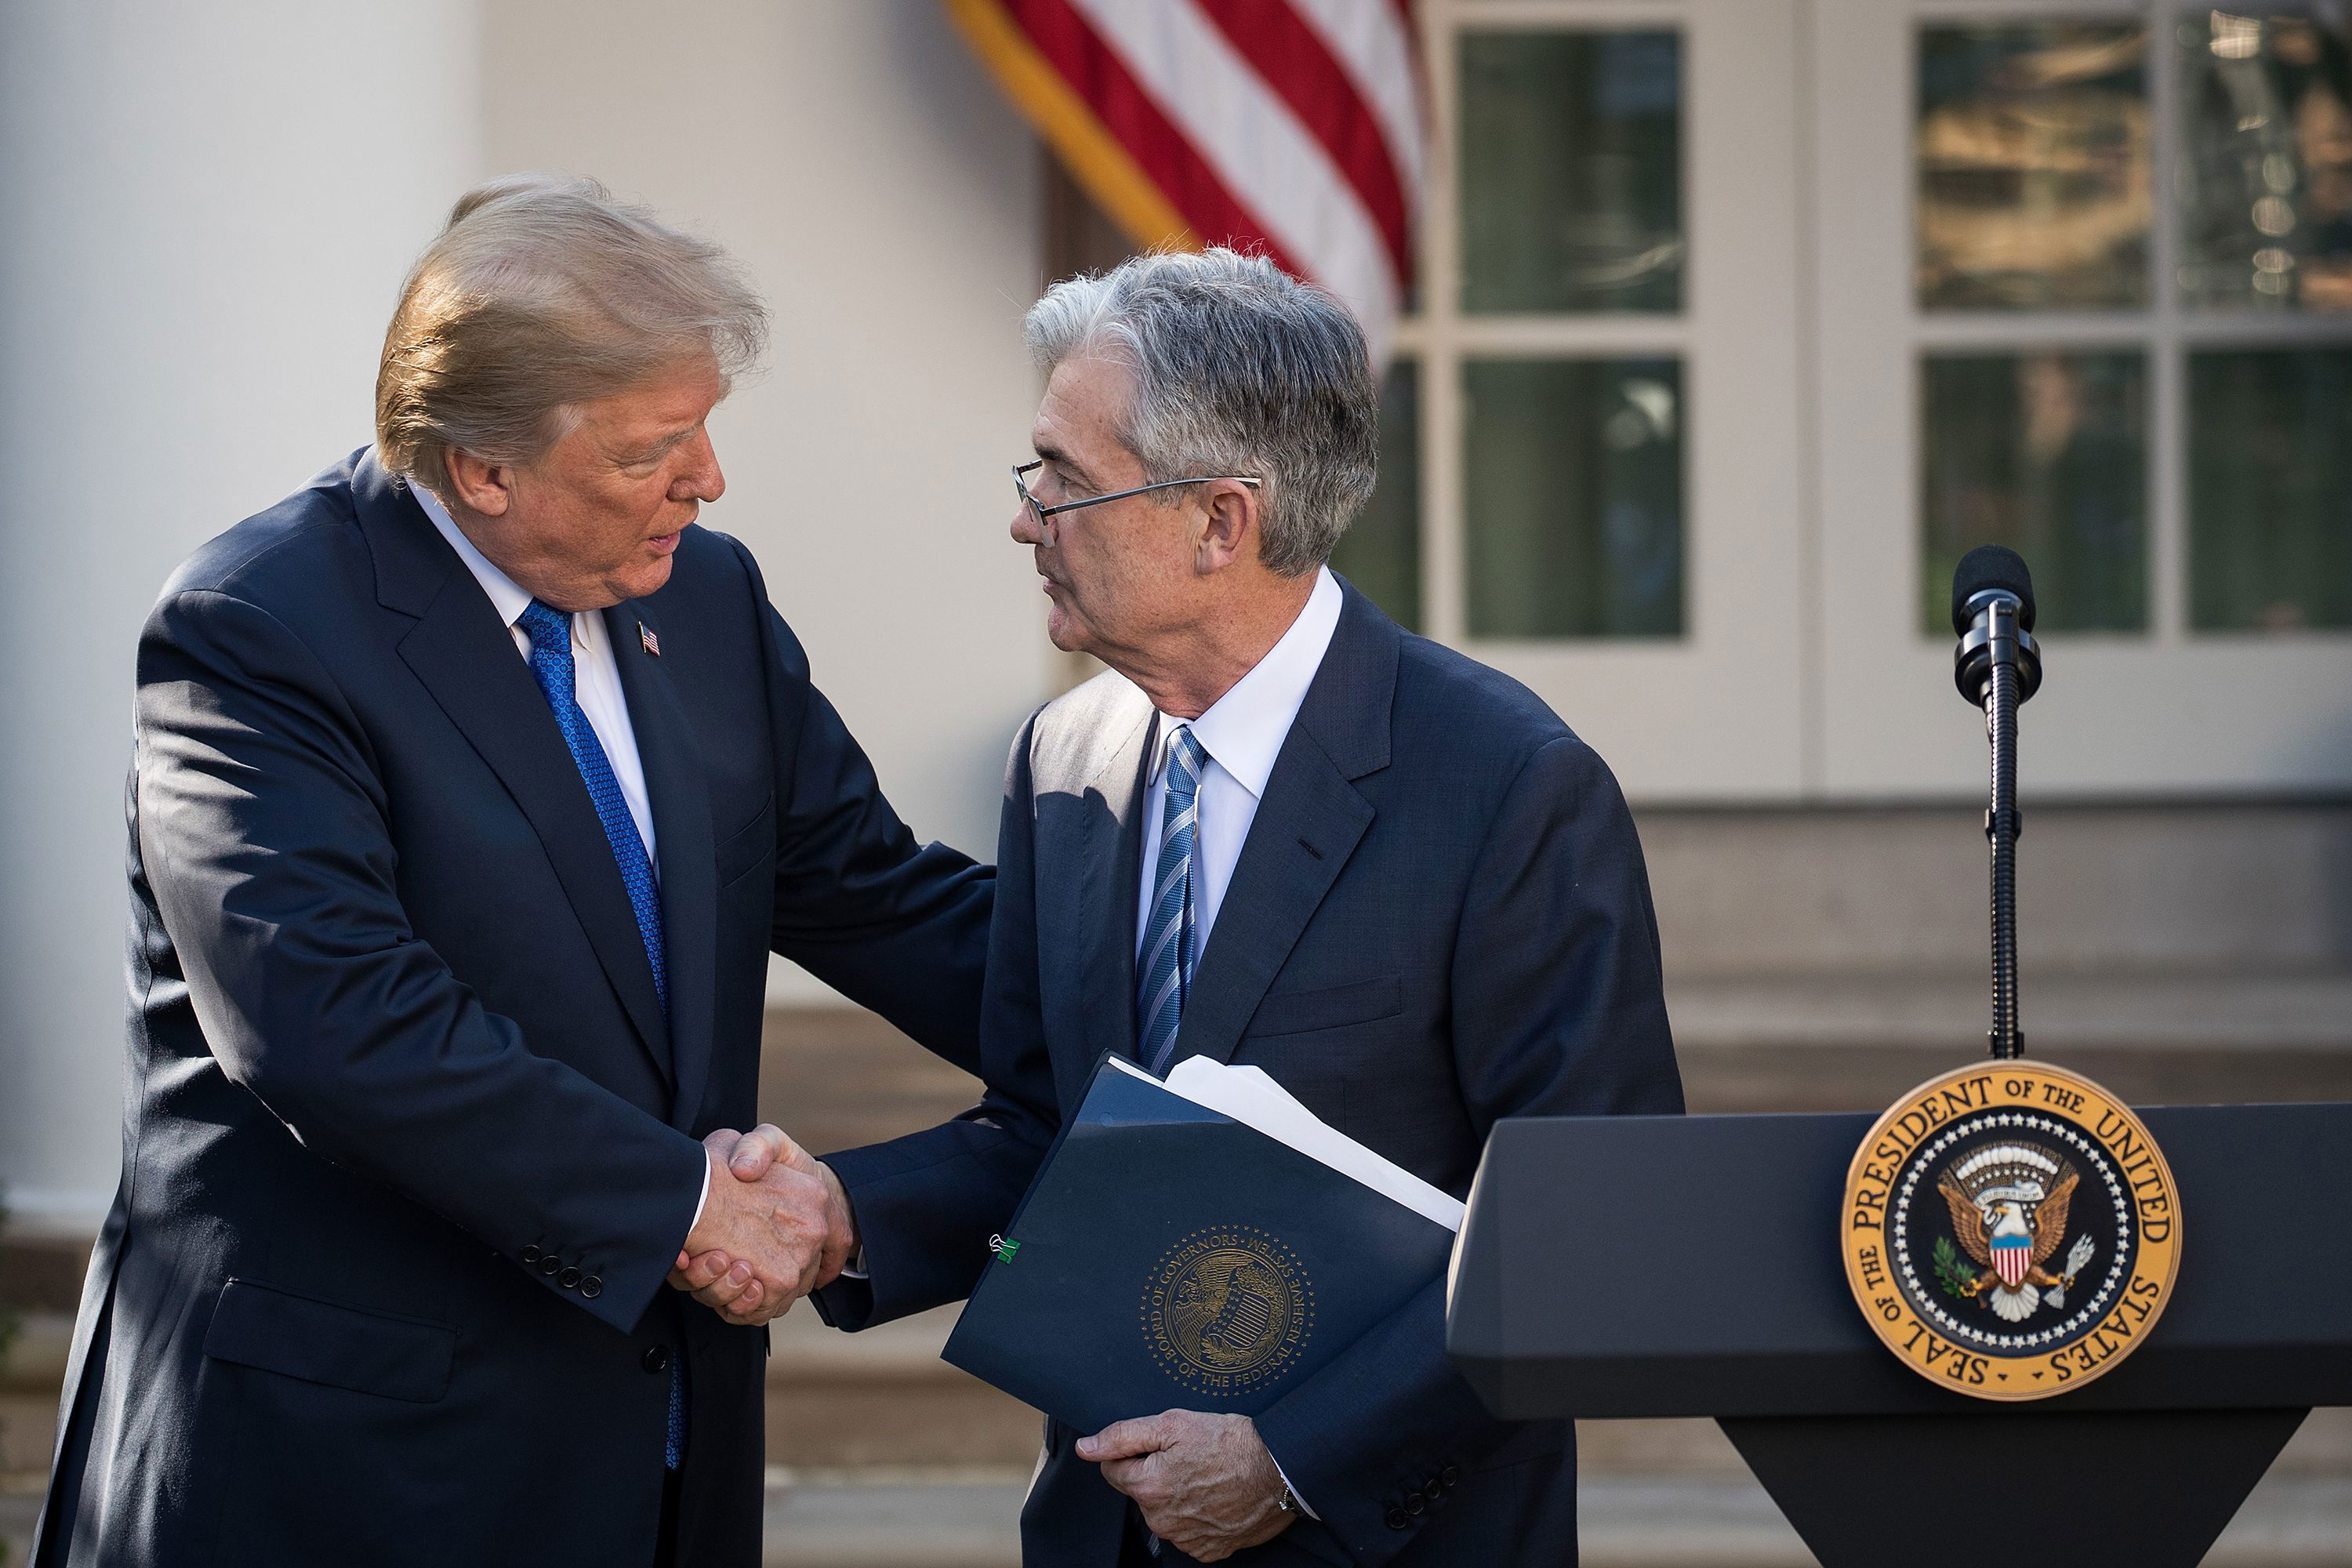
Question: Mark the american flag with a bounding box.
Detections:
[946,0,1426,365]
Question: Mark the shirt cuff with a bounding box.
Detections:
[690,1158,711,1232]
[1272,1456,1319,1519]
[838,1247,869,1280]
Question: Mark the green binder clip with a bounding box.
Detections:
[989,1233,1021,1264]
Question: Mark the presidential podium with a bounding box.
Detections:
[1446,1102,2352,1568]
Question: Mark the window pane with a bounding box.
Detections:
[1330,361,1421,632]
[2177,9,2352,310]
[1917,23,2151,310]
[1920,352,2148,633]
[2189,347,2352,629]
[1459,31,1682,314]
[1465,359,1684,638]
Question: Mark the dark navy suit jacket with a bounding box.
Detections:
[815,585,1682,1566]
[35,448,990,1568]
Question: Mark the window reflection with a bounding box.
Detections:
[1459,31,1683,314]
[2190,347,2352,629]
[2179,9,2352,310]
[1917,23,2151,310]
[1330,362,1422,633]
[1465,359,1684,638]
[1921,352,2148,633]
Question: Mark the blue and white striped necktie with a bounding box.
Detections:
[1137,726,1208,1074]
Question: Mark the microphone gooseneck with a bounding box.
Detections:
[1951,546,2039,1062]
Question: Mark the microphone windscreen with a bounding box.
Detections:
[1951,545,2037,635]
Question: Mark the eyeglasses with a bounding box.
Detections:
[1012,460,1260,535]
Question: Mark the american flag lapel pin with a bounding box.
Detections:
[638,621,661,657]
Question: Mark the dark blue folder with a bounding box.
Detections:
[942,1056,1456,1433]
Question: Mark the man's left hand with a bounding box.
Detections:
[1078,1410,1297,1562]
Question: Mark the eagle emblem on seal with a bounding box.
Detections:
[1142,1226,1313,1396]
[1934,1142,2098,1323]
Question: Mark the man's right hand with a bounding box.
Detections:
[667,1127,840,1326]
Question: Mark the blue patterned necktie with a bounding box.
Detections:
[515,601,667,1014]
[1137,726,1208,1074]
[514,601,684,1472]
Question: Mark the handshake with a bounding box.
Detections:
[666,1125,856,1327]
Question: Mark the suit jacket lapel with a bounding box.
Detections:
[1175,585,1399,1067]
[606,601,715,1131]
[361,459,675,1083]
[1033,687,1154,1115]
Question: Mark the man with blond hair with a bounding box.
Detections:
[33,176,979,1568]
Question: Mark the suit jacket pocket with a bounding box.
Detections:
[203,1278,456,1403]
[1245,976,1404,1038]
[716,793,777,889]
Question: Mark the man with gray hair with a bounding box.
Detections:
[33,176,982,1568]
[724,249,1683,1563]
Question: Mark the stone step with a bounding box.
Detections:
[753,1468,2352,1568]
[759,993,2352,1141]
[1,1314,73,1482]
[766,1307,1038,1471]
[2,1470,2344,1568]
[1635,803,2352,978]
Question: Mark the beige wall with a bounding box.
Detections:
[0,0,1054,1221]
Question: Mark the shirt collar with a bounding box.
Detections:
[407,474,540,636]
[1150,567,1345,800]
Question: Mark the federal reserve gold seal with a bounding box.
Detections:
[1842,1062,2180,1401]
[1142,1226,1314,1398]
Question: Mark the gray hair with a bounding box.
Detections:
[1024,249,1378,576]
[376,173,768,492]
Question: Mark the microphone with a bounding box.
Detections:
[1951,544,2041,706]
[1949,545,2041,1060]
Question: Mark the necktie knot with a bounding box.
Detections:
[1167,725,1207,796]
[516,600,570,659]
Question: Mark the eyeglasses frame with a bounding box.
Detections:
[1012,460,1261,528]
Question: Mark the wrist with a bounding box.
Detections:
[817,1159,858,1252]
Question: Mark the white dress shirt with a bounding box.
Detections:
[1133,567,1344,971]
[408,477,708,1226]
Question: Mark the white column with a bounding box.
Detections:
[0,1,485,1228]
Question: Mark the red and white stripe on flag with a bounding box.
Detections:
[946,0,1425,366]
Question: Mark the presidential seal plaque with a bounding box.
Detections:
[1142,1225,1314,1399]
[1842,1060,2180,1401]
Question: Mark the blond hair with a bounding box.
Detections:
[375,173,768,492]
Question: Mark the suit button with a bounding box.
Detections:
[1441,1465,1460,1489]
[539,1254,561,1276]
[1405,1492,1426,1515]
[643,1345,671,1374]
[1385,1508,1410,1530]
[580,1275,604,1300]
[557,1266,583,1290]
[521,1244,543,1265]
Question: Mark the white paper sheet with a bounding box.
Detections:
[1106,1054,1465,1232]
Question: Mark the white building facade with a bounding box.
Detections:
[5,0,2349,1227]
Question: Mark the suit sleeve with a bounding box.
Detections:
[733,539,993,1076]
[136,589,708,1334]
[1252,734,1683,1563]
[811,712,1060,1331]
